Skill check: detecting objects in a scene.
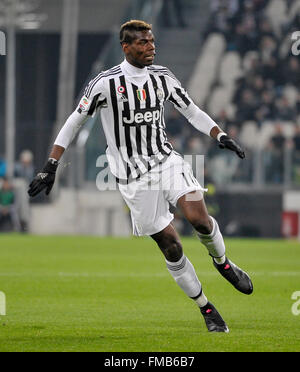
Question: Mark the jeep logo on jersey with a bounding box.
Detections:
[122,107,160,126]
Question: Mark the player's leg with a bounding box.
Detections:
[177,192,253,295]
[118,159,227,331]
[177,191,225,258]
[150,223,229,332]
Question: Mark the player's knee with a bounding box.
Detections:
[190,217,212,235]
[164,238,183,262]
[155,233,183,262]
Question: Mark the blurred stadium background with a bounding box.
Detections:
[0,0,299,240]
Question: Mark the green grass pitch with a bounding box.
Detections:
[0,234,299,352]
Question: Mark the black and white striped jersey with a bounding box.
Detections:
[61,59,217,183]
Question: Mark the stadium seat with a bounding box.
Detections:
[188,33,226,106]
[207,51,242,117]
[265,0,288,36]
[257,121,276,148]
[207,85,235,117]
[281,121,295,139]
[288,0,300,22]
[239,121,258,149]
[225,103,236,120]
[279,34,294,59]
[283,85,298,107]
[243,51,259,72]
[219,51,242,86]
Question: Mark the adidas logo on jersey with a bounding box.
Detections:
[118,94,128,103]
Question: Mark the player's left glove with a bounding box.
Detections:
[218,135,245,159]
[28,158,58,197]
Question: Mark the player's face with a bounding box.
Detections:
[123,30,156,68]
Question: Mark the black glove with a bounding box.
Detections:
[28,159,58,197]
[219,135,245,159]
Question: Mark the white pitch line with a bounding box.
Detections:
[0,271,299,278]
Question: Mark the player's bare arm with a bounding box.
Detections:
[49,144,65,162]
[210,125,245,159]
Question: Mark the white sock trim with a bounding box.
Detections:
[213,255,226,265]
[165,255,185,269]
[166,255,202,298]
[197,216,226,258]
[194,291,208,308]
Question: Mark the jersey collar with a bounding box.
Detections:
[121,59,148,78]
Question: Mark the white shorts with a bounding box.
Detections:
[118,152,207,236]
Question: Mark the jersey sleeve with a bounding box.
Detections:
[54,75,107,149]
[163,69,193,110]
[164,71,218,137]
[77,76,107,117]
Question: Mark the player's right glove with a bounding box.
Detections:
[218,135,245,159]
[28,158,58,197]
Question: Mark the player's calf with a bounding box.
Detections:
[151,224,183,262]
[197,216,226,258]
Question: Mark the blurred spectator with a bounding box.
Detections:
[0,178,21,232]
[261,55,283,85]
[166,108,185,136]
[214,109,236,131]
[168,135,184,153]
[0,156,6,178]
[259,36,277,63]
[161,0,186,28]
[254,89,275,124]
[186,136,206,155]
[257,17,274,41]
[292,125,300,184]
[235,89,258,122]
[264,123,286,183]
[208,0,240,40]
[14,150,35,184]
[274,96,297,121]
[208,125,240,185]
[283,57,300,86]
[251,75,265,96]
[293,125,300,151]
[169,0,299,187]
[270,122,286,149]
[231,22,255,56]
[283,10,300,35]
[297,92,300,114]
[210,0,239,16]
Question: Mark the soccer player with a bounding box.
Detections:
[28,20,253,332]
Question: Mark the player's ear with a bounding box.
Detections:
[121,42,129,53]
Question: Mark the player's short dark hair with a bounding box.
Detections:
[120,20,152,44]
